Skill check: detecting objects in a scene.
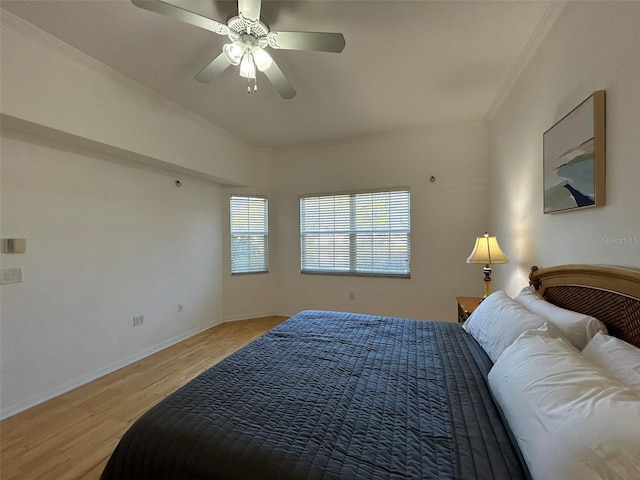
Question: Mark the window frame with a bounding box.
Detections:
[299,187,411,278]
[230,194,269,275]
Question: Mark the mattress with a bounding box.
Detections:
[101,310,528,479]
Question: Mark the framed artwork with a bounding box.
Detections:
[543,90,605,214]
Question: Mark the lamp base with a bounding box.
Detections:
[482,265,493,298]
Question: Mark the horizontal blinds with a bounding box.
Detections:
[300,189,410,276]
[230,196,268,274]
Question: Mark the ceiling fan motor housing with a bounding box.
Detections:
[228,15,269,38]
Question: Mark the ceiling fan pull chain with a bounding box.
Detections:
[246,78,257,94]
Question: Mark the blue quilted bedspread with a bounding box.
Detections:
[101,310,528,479]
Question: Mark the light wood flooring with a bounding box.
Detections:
[0,316,287,480]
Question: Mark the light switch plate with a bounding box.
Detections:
[1,268,23,285]
[2,238,26,253]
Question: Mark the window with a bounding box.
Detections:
[230,195,268,274]
[300,189,410,277]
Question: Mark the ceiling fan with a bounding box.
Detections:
[131,0,346,99]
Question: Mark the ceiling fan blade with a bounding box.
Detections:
[262,61,296,99]
[131,0,229,35]
[267,31,345,53]
[238,0,262,22]
[195,52,232,83]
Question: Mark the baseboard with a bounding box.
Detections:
[221,311,286,323]
[0,318,224,420]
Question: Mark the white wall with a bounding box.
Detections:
[1,12,252,186]
[0,12,269,418]
[0,130,224,417]
[220,149,280,322]
[268,123,490,321]
[488,1,640,295]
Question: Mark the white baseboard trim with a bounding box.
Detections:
[0,318,224,420]
[221,311,286,323]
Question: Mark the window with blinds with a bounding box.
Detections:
[230,195,268,274]
[300,189,410,277]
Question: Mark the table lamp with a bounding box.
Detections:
[466,232,509,298]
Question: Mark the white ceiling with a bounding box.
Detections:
[1,0,554,149]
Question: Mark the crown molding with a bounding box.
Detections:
[485,1,567,121]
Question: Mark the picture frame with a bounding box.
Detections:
[543,90,605,214]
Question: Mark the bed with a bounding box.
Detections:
[101,264,640,480]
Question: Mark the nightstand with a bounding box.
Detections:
[456,296,483,323]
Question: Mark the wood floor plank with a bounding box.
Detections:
[0,316,287,480]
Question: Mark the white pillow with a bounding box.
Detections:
[462,291,549,362]
[513,285,606,350]
[488,329,640,480]
[582,332,640,389]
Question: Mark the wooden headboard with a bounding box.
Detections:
[529,264,640,348]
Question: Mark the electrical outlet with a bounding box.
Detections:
[349,292,355,300]
[178,304,183,312]
[133,315,144,327]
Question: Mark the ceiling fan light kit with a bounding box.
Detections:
[131,0,346,99]
[253,47,273,72]
[223,43,243,66]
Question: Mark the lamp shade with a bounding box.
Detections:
[466,233,509,265]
